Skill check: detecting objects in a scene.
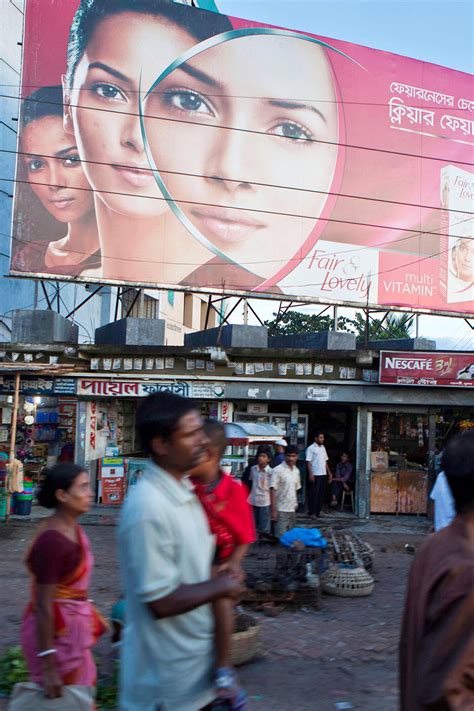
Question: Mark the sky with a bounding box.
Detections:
[210,0,474,349]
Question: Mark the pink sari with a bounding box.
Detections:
[21,525,107,686]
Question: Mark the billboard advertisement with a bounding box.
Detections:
[380,350,474,387]
[9,0,474,315]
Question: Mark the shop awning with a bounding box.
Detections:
[224,422,285,444]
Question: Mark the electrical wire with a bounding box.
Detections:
[2,176,473,259]
[5,212,474,292]
[3,147,473,217]
[1,83,472,111]
[2,92,473,167]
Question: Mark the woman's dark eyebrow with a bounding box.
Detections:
[267,99,326,123]
[88,61,130,83]
[55,146,77,158]
[178,63,221,89]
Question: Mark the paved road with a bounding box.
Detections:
[0,521,427,710]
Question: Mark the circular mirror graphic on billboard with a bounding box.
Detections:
[141,28,352,290]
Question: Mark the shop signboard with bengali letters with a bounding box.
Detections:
[9,0,473,315]
[77,378,226,399]
[379,350,474,387]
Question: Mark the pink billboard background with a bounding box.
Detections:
[10,0,474,314]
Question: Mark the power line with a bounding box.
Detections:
[5,218,474,294]
[1,83,472,112]
[4,147,473,217]
[3,92,473,167]
[3,176,473,252]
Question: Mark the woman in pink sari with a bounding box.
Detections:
[21,463,106,699]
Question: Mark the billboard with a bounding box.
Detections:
[9,0,474,315]
[380,350,474,387]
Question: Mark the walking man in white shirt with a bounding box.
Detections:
[271,445,302,537]
[118,392,242,711]
[305,432,332,518]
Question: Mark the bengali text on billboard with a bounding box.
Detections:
[9,0,474,314]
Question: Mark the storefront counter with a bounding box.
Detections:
[370,468,427,514]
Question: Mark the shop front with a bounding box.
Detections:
[75,376,231,503]
[0,374,77,488]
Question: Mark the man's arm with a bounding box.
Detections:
[325,451,333,479]
[270,487,278,521]
[147,574,242,619]
[306,450,314,482]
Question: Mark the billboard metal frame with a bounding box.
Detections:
[8,270,473,320]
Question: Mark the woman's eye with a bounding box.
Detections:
[271,122,313,142]
[166,91,214,116]
[27,159,44,172]
[93,83,125,101]
[64,155,81,167]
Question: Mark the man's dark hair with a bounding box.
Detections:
[20,86,64,132]
[314,431,324,438]
[257,446,272,459]
[204,419,227,457]
[441,430,474,514]
[136,391,197,453]
[285,445,299,456]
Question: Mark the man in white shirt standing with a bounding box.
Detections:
[305,432,332,518]
[270,445,302,537]
[118,392,242,711]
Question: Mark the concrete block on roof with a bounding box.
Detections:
[366,337,436,351]
[185,324,268,348]
[95,317,165,346]
[269,330,356,350]
[11,309,79,344]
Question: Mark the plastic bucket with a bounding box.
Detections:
[15,497,33,516]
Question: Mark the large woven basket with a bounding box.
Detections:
[230,615,260,666]
[321,565,374,597]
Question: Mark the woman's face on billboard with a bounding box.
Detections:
[453,238,473,282]
[144,34,339,273]
[21,116,93,223]
[65,13,199,219]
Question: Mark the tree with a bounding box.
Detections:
[352,312,414,341]
[264,309,414,341]
[264,311,356,336]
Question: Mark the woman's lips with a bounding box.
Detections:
[112,164,155,188]
[189,205,265,243]
[49,198,75,210]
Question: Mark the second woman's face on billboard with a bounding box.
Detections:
[65,12,199,219]
[21,116,93,223]
[144,34,339,274]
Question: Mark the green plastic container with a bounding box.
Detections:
[0,491,7,518]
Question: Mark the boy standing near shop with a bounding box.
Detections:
[248,447,273,534]
[270,445,302,537]
[190,420,255,705]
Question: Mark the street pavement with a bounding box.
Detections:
[0,514,428,709]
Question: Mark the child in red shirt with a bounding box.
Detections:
[190,420,255,706]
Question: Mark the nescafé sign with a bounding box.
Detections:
[379,351,474,387]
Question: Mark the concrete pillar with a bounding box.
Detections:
[355,406,371,518]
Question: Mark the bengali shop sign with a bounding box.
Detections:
[77,379,225,399]
[9,1,473,315]
[379,351,474,387]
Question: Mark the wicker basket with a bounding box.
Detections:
[321,565,374,597]
[230,617,260,666]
